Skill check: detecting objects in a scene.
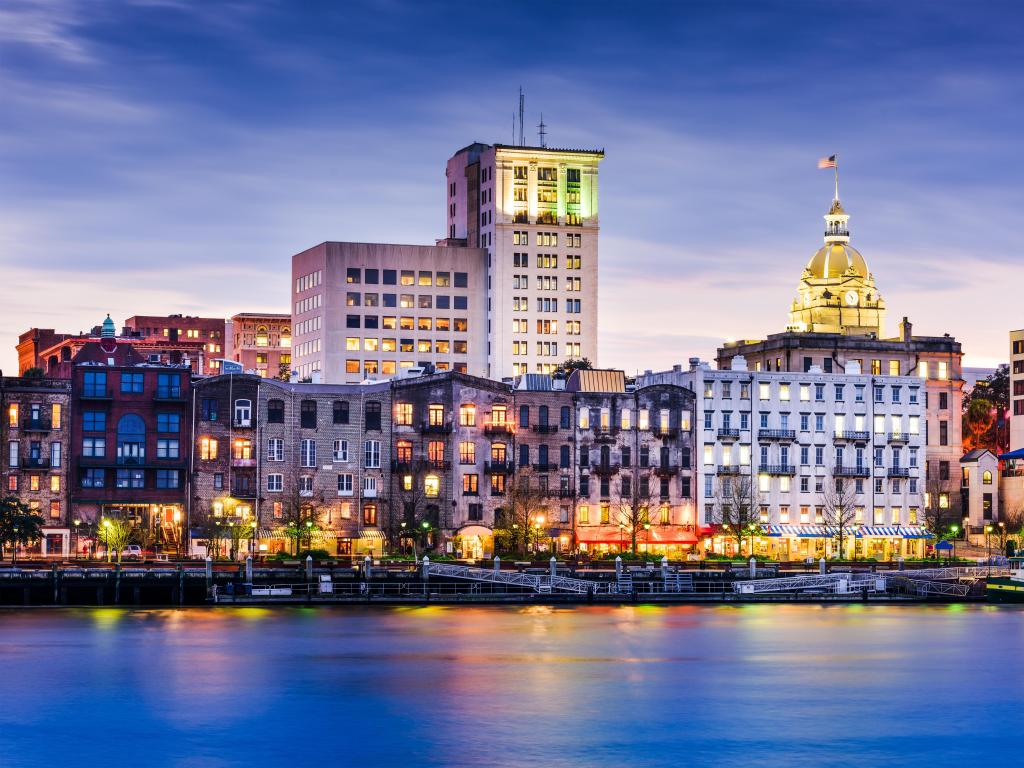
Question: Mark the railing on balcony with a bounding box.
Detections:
[887,433,910,444]
[482,422,514,435]
[590,462,620,476]
[717,428,740,440]
[230,486,258,500]
[835,465,870,477]
[531,423,559,434]
[557,488,575,498]
[20,418,53,432]
[654,464,679,475]
[233,418,253,428]
[20,457,50,469]
[759,464,796,475]
[887,467,911,478]
[653,426,679,438]
[834,430,870,442]
[232,457,257,467]
[758,429,796,441]
[80,389,113,400]
[532,462,561,473]
[420,421,453,434]
[484,461,514,474]
[717,465,742,475]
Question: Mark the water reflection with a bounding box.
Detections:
[1,605,1022,767]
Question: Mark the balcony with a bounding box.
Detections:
[717,465,742,475]
[232,457,257,468]
[717,428,740,441]
[654,464,679,476]
[557,489,575,498]
[887,433,910,444]
[835,465,870,478]
[420,421,453,434]
[592,427,619,442]
[20,418,52,432]
[20,457,50,469]
[484,460,514,474]
[590,463,620,476]
[531,424,559,434]
[483,422,514,436]
[233,418,253,429]
[230,486,258,500]
[79,389,113,401]
[362,488,378,498]
[391,460,414,473]
[759,464,796,476]
[652,426,679,439]
[758,429,796,442]
[153,389,186,403]
[532,462,561,473]
[887,467,911,478]
[834,430,870,442]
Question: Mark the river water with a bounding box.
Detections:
[0,604,1021,767]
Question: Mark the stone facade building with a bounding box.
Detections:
[2,375,72,556]
[229,313,292,379]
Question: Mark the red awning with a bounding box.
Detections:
[576,525,698,545]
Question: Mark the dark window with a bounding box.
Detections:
[300,400,317,429]
[560,444,570,468]
[346,268,361,284]
[120,372,144,393]
[823,358,833,373]
[580,446,589,467]
[519,444,529,467]
[621,446,631,467]
[621,475,631,497]
[660,478,670,499]
[681,447,691,468]
[454,296,468,310]
[156,413,179,433]
[365,401,382,431]
[939,421,948,446]
[519,405,530,428]
[81,468,105,488]
[383,293,397,307]
[538,405,549,426]
[333,400,349,424]
[365,269,379,284]
[599,477,610,497]
[83,371,107,398]
[454,272,468,288]
[939,392,949,410]
[599,445,611,466]
[538,444,549,466]
[560,406,570,429]
[639,445,650,467]
[201,398,218,421]
[660,446,670,469]
[346,315,360,329]
[157,373,180,398]
[939,461,950,481]
[803,357,812,372]
[681,477,691,498]
[364,316,379,329]
[579,475,589,496]
[83,411,105,432]
[267,399,285,423]
[468,503,483,521]
[383,269,397,285]
[436,295,450,309]
[156,470,179,489]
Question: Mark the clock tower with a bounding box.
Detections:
[787,196,886,336]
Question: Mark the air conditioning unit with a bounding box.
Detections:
[148,354,161,363]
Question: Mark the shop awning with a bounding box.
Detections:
[857,526,933,539]
[257,528,286,539]
[456,524,493,538]
[576,525,697,545]
[357,529,385,540]
[767,525,830,537]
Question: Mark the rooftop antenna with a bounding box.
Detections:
[538,113,547,148]
[518,87,525,146]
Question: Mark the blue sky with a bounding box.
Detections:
[2,0,1022,373]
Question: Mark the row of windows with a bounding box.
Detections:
[511,319,582,335]
[80,371,182,398]
[708,380,921,404]
[295,270,322,294]
[345,268,469,288]
[704,444,920,467]
[7,441,62,468]
[7,403,62,429]
[6,474,61,494]
[346,292,471,310]
[705,411,922,434]
[345,308,468,329]
[346,339,468,357]
[512,253,582,269]
[294,294,321,315]
[707,474,921,498]
[80,468,180,489]
[759,356,951,380]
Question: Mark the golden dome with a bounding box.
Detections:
[806,243,868,280]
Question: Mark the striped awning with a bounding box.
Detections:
[767,525,830,537]
[257,528,286,539]
[857,526,933,539]
[357,529,386,540]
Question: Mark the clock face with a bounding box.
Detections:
[844,290,858,306]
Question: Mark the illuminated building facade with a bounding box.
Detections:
[639,357,929,559]
[290,242,488,383]
[446,143,603,379]
[229,313,292,378]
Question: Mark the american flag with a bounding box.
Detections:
[818,154,837,169]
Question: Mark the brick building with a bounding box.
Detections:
[69,324,192,554]
[2,375,72,556]
[229,313,292,378]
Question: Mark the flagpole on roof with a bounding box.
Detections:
[834,154,839,201]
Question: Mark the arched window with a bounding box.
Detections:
[365,401,382,430]
[983,470,993,485]
[255,326,269,347]
[280,327,291,348]
[117,414,146,464]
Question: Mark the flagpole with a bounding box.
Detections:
[834,154,839,201]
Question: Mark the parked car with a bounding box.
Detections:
[121,545,143,561]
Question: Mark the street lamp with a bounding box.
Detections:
[949,524,959,562]
[985,524,994,570]
[73,519,81,560]
[618,523,625,554]
[643,522,651,554]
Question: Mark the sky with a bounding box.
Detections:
[2,0,1023,375]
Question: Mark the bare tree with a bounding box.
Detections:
[820,473,858,560]
[711,473,761,555]
[923,472,960,540]
[280,488,331,556]
[613,470,658,554]
[495,470,549,556]
[97,515,135,564]
[388,465,441,556]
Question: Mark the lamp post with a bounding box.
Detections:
[250,520,258,558]
[102,518,112,563]
[949,524,959,563]
[999,521,1006,557]
[723,523,731,557]
[400,520,407,557]
[73,519,81,560]
[618,523,625,555]
[643,522,651,555]
[985,524,993,572]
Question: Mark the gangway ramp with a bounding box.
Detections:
[423,562,599,595]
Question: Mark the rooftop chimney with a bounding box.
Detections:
[899,317,913,342]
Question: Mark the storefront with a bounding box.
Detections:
[577,525,698,559]
[855,526,931,559]
[454,524,493,560]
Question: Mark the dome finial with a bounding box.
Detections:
[100,314,116,339]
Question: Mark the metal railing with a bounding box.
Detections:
[424,561,601,594]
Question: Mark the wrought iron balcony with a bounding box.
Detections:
[717,428,740,440]
[654,464,679,476]
[20,418,53,432]
[484,460,514,474]
[590,462,620,476]
[531,423,559,434]
[835,465,870,477]
[887,432,910,444]
[758,429,796,441]
[834,430,870,442]
[20,457,50,469]
[717,465,742,475]
[759,464,796,476]
[532,462,561,473]
[420,421,453,434]
[887,467,911,478]
[652,426,679,438]
[482,422,514,435]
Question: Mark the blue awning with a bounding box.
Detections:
[767,525,830,537]
[1000,448,1024,461]
[857,526,933,539]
